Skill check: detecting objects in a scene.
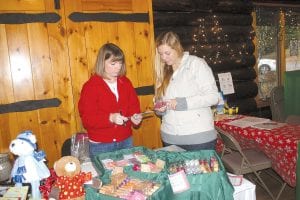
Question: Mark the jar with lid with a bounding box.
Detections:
[0,153,12,182]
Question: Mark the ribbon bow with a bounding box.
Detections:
[34,150,46,161]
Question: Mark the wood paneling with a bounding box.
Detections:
[0,0,45,11]
[45,0,77,166]
[0,24,16,152]
[132,0,162,148]
[64,0,89,132]
[0,0,161,166]
[6,24,41,142]
[82,0,133,11]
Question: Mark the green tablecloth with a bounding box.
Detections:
[284,70,300,115]
[85,146,234,200]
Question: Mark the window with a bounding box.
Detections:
[255,7,278,100]
[285,9,300,72]
[254,5,300,100]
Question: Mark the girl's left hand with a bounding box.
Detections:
[167,99,177,110]
[130,113,142,125]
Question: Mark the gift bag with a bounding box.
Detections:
[71,133,90,163]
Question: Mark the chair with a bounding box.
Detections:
[61,138,71,157]
[215,126,287,200]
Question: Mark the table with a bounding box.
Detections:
[215,115,300,187]
[86,146,234,200]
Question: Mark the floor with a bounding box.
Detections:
[252,169,296,200]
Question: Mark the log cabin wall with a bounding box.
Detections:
[0,0,162,167]
[152,0,259,114]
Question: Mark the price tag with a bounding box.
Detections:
[168,170,190,193]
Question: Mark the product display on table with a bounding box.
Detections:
[99,173,161,199]
[100,151,164,173]
[86,146,234,200]
[9,130,50,199]
[167,157,219,175]
[161,151,233,199]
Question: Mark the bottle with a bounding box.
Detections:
[216,92,225,114]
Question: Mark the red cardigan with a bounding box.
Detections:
[78,75,140,143]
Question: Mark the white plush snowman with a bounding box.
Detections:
[9,130,50,199]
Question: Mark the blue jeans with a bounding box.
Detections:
[163,139,217,151]
[89,137,133,159]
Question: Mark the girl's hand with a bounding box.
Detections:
[154,101,167,112]
[109,113,128,125]
[167,99,177,110]
[130,113,142,125]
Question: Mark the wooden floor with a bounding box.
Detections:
[253,169,296,200]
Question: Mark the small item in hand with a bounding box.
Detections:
[154,101,167,110]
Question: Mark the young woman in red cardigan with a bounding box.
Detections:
[78,43,142,159]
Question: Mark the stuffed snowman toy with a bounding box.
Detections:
[9,130,50,199]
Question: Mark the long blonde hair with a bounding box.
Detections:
[154,31,184,100]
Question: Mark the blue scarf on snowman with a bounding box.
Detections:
[10,131,50,184]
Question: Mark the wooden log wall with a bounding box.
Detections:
[153,0,258,114]
[0,0,161,167]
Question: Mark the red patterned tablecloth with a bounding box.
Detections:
[215,115,300,187]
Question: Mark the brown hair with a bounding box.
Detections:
[94,43,126,78]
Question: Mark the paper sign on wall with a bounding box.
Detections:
[218,72,235,95]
